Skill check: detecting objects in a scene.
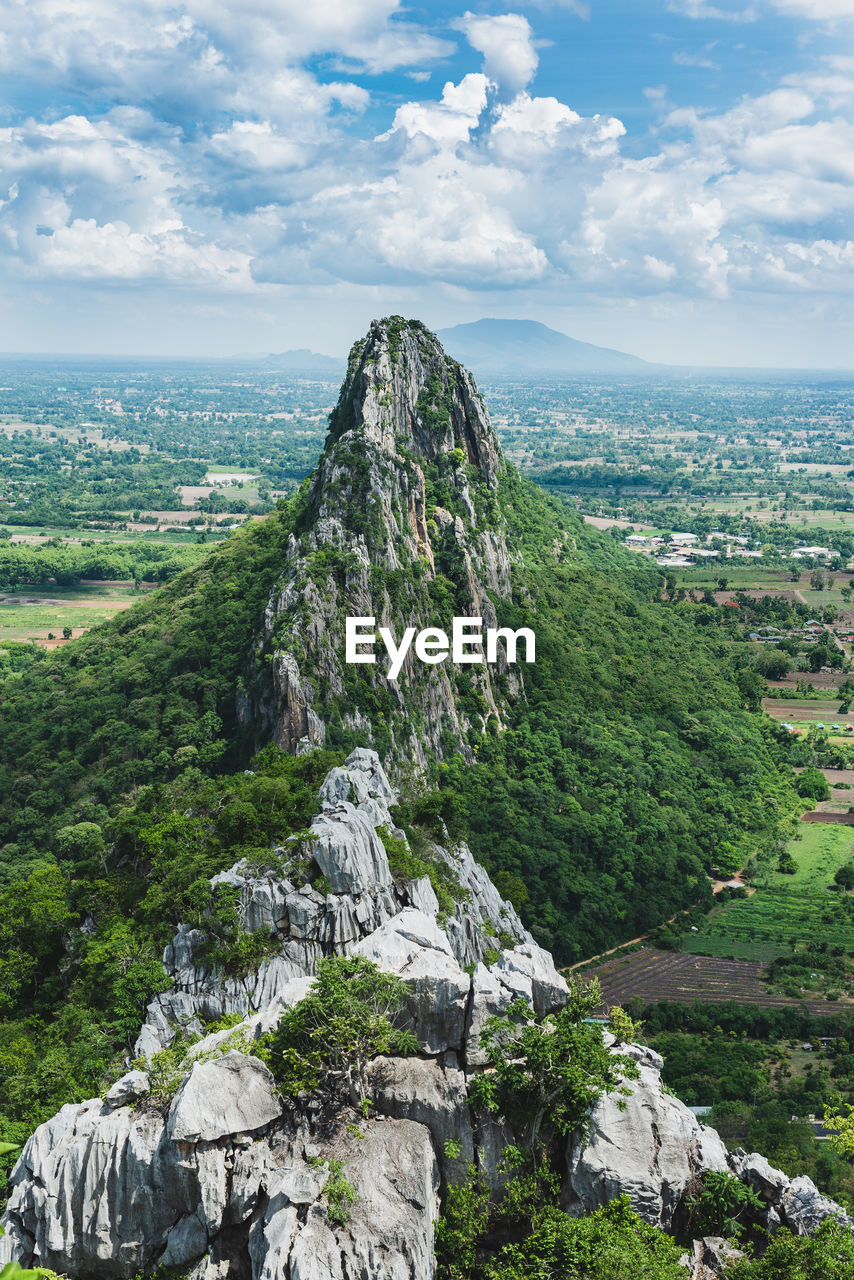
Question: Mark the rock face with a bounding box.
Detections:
[136,749,533,1057]
[564,1041,730,1228]
[238,317,526,768]
[2,750,852,1279]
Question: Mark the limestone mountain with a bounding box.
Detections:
[0,316,798,963]
[241,316,526,767]
[1,751,846,1280]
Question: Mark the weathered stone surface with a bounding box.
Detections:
[4,1101,199,1277]
[464,944,568,1067]
[781,1174,854,1235]
[352,909,471,1053]
[310,803,392,895]
[105,1070,150,1108]
[564,1045,729,1228]
[4,1101,437,1280]
[168,1052,281,1143]
[741,1152,790,1202]
[367,1054,474,1181]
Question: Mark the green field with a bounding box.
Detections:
[0,583,148,642]
[680,934,787,962]
[684,824,854,959]
[673,567,799,590]
[767,823,854,888]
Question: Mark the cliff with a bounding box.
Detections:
[1,752,849,1279]
[240,317,523,768]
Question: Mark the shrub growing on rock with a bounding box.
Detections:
[268,955,417,1105]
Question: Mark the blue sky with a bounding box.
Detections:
[1,0,853,365]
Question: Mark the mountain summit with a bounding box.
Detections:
[242,316,524,766]
[437,318,650,376]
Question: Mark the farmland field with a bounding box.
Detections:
[0,583,151,644]
[685,824,854,949]
[586,947,849,1015]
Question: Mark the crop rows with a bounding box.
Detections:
[695,888,854,952]
[587,947,848,1016]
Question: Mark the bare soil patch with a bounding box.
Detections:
[587,947,848,1015]
[762,699,841,721]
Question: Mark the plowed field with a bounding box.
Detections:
[588,947,850,1016]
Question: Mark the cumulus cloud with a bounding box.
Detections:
[0,0,853,320]
[454,12,539,99]
[0,113,252,285]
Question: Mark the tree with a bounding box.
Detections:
[437,1192,686,1280]
[725,1219,854,1279]
[684,1170,763,1238]
[833,862,854,890]
[810,568,826,591]
[468,977,637,1153]
[796,769,830,802]
[754,648,790,681]
[268,955,417,1105]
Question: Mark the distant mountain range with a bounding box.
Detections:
[260,318,649,379]
[261,348,345,374]
[436,319,650,376]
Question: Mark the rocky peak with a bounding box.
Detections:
[3,750,850,1280]
[325,316,502,487]
[241,319,522,767]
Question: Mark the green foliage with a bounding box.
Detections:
[0,500,311,854]
[797,768,831,801]
[376,824,463,916]
[436,1178,686,1280]
[685,1170,763,1238]
[468,977,636,1151]
[608,1005,643,1045]
[834,861,854,890]
[268,955,417,1105]
[426,475,800,963]
[309,1155,359,1225]
[648,1030,769,1105]
[0,1264,63,1280]
[724,1218,854,1279]
[0,746,339,1131]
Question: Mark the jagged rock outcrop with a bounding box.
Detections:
[136,749,533,1057]
[3,750,852,1279]
[239,318,526,768]
[564,1040,730,1228]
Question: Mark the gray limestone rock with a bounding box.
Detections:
[366,1054,474,1182]
[167,1052,282,1143]
[105,1070,150,1108]
[310,802,393,895]
[564,1044,729,1228]
[352,909,471,1053]
[781,1174,854,1235]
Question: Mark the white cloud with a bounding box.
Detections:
[0,0,853,329]
[379,75,489,147]
[770,0,854,17]
[455,12,539,99]
[668,2,758,22]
